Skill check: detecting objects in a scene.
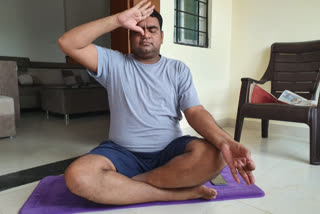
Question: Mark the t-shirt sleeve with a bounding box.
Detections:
[87,45,125,88]
[178,64,201,111]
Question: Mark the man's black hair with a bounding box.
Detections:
[150,9,163,31]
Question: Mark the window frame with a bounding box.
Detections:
[174,0,209,48]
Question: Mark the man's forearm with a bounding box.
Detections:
[58,14,121,53]
[185,106,235,150]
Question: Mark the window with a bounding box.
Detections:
[174,0,209,48]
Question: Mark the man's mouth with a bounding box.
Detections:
[140,41,152,46]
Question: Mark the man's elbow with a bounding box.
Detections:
[58,35,71,54]
[185,105,204,115]
[184,105,205,120]
[58,36,65,49]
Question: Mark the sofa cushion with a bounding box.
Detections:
[79,70,91,84]
[62,70,82,86]
[27,68,65,85]
[62,69,91,85]
[18,74,33,85]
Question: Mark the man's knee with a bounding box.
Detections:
[186,139,226,177]
[65,164,86,195]
[64,154,115,195]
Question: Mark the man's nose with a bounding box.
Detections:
[142,29,150,38]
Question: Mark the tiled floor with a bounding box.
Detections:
[0,111,319,214]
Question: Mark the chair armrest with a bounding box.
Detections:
[241,77,268,85]
[240,78,270,103]
[236,77,269,114]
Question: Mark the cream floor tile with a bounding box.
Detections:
[82,201,270,214]
[238,153,320,214]
[0,182,39,214]
[245,154,281,179]
[83,208,141,214]
[225,127,309,163]
[239,183,320,214]
[222,127,319,214]
[0,112,109,175]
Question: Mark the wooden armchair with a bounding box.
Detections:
[234,40,320,165]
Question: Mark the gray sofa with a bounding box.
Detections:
[0,58,24,120]
[0,56,109,124]
[0,60,19,138]
[0,96,16,138]
[41,86,108,125]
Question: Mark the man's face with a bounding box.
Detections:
[130,17,164,60]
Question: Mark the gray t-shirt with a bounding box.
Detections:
[88,45,200,152]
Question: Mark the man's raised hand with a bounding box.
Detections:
[117,0,155,35]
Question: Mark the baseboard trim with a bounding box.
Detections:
[182,118,309,138]
[216,118,309,138]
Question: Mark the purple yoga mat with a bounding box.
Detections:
[19,166,264,214]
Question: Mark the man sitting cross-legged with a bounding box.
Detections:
[58,0,256,205]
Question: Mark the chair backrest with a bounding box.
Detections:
[266,40,320,100]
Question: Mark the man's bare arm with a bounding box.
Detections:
[58,0,154,72]
[184,105,233,149]
[58,15,120,72]
[184,105,255,185]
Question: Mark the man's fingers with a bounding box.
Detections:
[235,159,244,167]
[132,26,144,36]
[140,1,152,11]
[238,167,250,185]
[136,0,148,8]
[140,4,154,20]
[140,6,155,21]
[247,170,255,185]
[246,159,256,171]
[141,7,154,20]
[144,6,155,17]
[230,167,240,184]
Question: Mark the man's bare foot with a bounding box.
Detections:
[193,185,217,200]
[166,184,217,201]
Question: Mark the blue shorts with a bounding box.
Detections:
[88,135,200,178]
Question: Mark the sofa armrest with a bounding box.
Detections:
[0,61,20,119]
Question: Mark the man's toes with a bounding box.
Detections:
[197,185,217,200]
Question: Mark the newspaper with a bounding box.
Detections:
[249,83,317,107]
[278,90,317,106]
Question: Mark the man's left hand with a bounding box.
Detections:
[220,141,256,185]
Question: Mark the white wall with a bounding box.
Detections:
[0,0,65,62]
[161,0,233,128]
[64,0,111,48]
[229,0,320,120]
[0,0,110,62]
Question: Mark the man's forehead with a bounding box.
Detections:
[138,17,160,28]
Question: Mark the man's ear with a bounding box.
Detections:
[161,31,164,44]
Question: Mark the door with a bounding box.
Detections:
[133,0,160,12]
